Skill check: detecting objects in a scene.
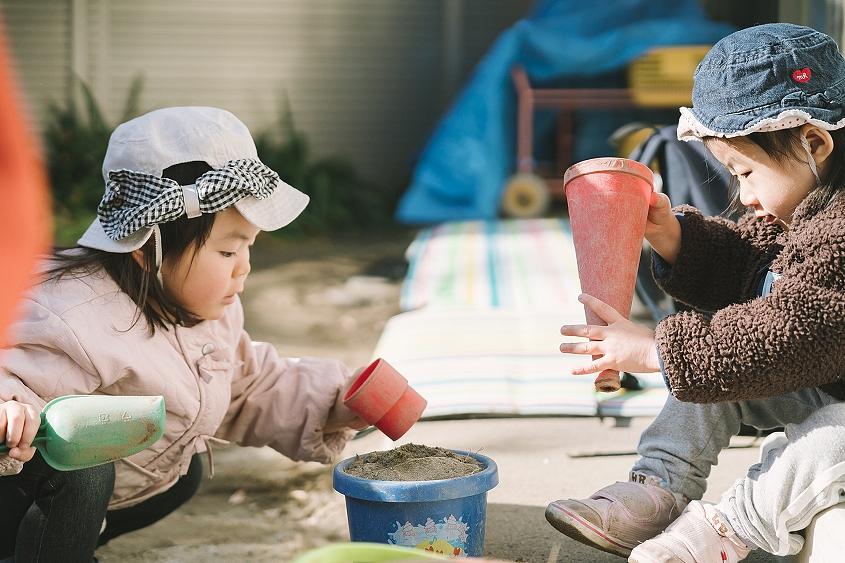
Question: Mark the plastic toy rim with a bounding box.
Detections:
[333,449,499,503]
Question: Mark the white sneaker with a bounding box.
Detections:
[629,501,752,563]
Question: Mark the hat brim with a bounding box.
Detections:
[77,179,309,253]
[678,106,845,142]
[235,179,309,231]
[77,218,154,252]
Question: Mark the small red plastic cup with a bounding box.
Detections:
[343,358,427,441]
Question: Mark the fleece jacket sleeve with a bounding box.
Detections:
[214,299,356,463]
[656,209,845,403]
[652,206,782,313]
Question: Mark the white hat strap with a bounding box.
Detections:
[153,224,164,285]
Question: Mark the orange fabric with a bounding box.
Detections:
[0,21,51,347]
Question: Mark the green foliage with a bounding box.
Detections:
[45,78,143,245]
[254,102,392,237]
[43,81,392,246]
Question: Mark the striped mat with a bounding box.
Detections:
[373,307,668,418]
[401,218,582,310]
[377,218,669,418]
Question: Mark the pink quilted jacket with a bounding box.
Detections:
[0,267,356,508]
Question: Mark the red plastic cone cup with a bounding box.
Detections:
[563,158,654,392]
[343,358,427,440]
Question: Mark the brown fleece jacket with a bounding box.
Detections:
[653,195,845,403]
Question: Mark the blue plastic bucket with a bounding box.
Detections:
[333,450,498,559]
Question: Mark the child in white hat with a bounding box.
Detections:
[0,107,365,560]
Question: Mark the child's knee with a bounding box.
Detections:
[62,462,115,504]
[788,403,845,446]
[777,407,845,469]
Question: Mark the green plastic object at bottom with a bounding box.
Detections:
[0,395,166,471]
[290,542,448,563]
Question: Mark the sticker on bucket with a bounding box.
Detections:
[388,515,470,558]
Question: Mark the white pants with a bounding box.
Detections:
[632,389,845,555]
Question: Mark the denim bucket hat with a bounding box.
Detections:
[678,23,845,142]
[78,106,309,253]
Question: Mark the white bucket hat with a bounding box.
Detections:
[78,106,309,253]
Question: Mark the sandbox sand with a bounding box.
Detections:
[344,443,482,481]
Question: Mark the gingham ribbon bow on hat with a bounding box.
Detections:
[98,158,279,240]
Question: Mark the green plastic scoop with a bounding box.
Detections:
[0,395,166,471]
[290,542,447,563]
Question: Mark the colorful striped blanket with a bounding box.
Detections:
[374,308,667,418]
[401,219,582,310]
[374,308,596,417]
[376,219,669,418]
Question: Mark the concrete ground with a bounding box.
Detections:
[343,416,791,563]
[98,414,791,562]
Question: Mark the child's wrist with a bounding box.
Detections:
[646,344,661,372]
[647,219,681,265]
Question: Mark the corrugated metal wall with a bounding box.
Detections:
[1,0,70,127]
[1,0,528,191]
[779,0,845,47]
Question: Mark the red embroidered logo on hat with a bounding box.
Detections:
[792,67,812,83]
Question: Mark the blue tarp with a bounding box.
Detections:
[395,0,734,224]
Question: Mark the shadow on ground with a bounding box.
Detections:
[486,503,785,562]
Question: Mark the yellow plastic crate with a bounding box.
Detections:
[628,45,711,107]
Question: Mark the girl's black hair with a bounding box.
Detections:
[46,161,216,334]
[705,128,845,216]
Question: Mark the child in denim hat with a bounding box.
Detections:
[546,23,845,562]
[0,107,366,560]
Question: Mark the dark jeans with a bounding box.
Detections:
[0,453,202,562]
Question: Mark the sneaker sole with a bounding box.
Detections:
[545,501,635,558]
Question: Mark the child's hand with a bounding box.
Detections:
[645,192,682,264]
[0,400,40,462]
[324,413,369,434]
[560,294,660,375]
[324,367,371,434]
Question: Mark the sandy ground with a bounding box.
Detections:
[96,234,787,563]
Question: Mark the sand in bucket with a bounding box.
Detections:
[334,444,498,558]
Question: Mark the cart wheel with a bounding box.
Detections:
[501,173,550,218]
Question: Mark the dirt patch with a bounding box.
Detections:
[344,444,482,481]
[241,234,412,370]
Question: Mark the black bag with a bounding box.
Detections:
[627,125,734,322]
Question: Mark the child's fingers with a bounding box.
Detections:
[18,404,39,450]
[578,294,624,323]
[571,357,613,375]
[559,340,602,356]
[0,408,6,445]
[7,445,35,462]
[3,403,25,448]
[560,324,605,339]
[348,416,369,431]
[649,191,670,209]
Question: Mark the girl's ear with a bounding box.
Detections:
[131,248,148,270]
[801,124,835,165]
